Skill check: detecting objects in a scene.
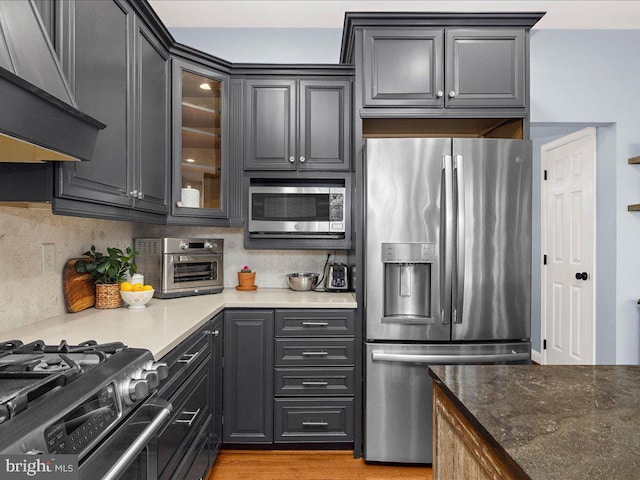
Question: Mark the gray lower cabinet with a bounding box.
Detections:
[243,78,351,171]
[55,0,169,217]
[273,309,356,445]
[223,310,274,444]
[222,308,356,447]
[158,319,221,480]
[362,27,525,109]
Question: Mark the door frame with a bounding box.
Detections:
[540,127,597,365]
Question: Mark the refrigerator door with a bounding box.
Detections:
[365,138,452,342]
[364,342,531,463]
[451,138,532,341]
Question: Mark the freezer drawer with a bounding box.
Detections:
[364,342,530,464]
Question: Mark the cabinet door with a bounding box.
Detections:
[363,28,443,107]
[172,59,229,219]
[134,20,169,213]
[210,314,223,456]
[299,80,351,171]
[244,79,296,170]
[445,29,525,108]
[57,0,134,207]
[223,310,274,443]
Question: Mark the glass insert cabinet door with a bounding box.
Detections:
[173,60,228,218]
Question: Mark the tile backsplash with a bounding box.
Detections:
[0,206,344,332]
[0,206,136,331]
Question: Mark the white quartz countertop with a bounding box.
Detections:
[0,289,357,360]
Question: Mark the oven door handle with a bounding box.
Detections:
[79,398,172,480]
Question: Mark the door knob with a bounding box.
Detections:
[575,272,589,281]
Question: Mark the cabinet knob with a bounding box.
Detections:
[436,90,444,98]
[289,156,295,163]
[137,191,144,199]
[448,91,457,98]
[129,189,138,197]
[299,156,306,163]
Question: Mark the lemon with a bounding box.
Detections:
[120,282,133,292]
[132,283,144,292]
[142,285,153,291]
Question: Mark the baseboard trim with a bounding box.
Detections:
[531,349,543,365]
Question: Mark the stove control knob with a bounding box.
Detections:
[125,379,149,403]
[138,370,159,389]
[144,361,169,381]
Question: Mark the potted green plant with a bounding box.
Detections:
[75,245,138,309]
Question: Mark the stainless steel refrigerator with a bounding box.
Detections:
[364,138,532,464]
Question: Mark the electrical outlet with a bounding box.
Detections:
[41,243,55,275]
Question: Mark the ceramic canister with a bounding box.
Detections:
[181,186,200,208]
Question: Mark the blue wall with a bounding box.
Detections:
[171,26,640,364]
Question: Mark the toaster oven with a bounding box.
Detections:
[134,238,224,298]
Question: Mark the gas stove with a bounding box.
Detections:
[0,339,170,470]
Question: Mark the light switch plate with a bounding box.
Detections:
[41,243,55,275]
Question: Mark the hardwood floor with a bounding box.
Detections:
[207,450,433,480]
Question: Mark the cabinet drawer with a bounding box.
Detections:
[170,419,211,480]
[275,309,355,337]
[159,327,210,400]
[275,339,355,366]
[275,368,355,396]
[158,359,211,480]
[274,398,354,443]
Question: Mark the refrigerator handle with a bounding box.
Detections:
[453,154,465,324]
[371,351,530,364]
[441,155,453,325]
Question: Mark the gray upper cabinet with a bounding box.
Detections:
[362,27,525,109]
[134,19,170,213]
[244,79,296,171]
[363,28,443,107]
[57,0,133,208]
[171,59,229,221]
[56,0,169,215]
[445,29,525,108]
[244,78,351,171]
[299,80,351,170]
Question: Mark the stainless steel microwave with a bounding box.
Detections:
[248,184,346,238]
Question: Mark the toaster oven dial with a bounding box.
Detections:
[180,242,188,250]
[204,241,213,249]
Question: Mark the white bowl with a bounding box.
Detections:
[120,289,154,309]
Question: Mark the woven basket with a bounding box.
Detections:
[95,283,122,309]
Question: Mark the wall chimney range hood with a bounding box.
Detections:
[0,0,104,163]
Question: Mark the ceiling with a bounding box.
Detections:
[149,1,640,30]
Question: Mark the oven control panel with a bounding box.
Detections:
[44,384,120,456]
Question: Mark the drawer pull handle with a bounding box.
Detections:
[175,408,201,427]
[302,322,329,327]
[302,351,328,356]
[302,381,328,386]
[177,352,199,365]
[302,421,329,427]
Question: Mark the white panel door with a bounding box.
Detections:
[542,128,596,364]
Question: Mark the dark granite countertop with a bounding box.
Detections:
[429,365,640,480]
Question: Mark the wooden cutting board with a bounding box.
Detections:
[63,258,95,313]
